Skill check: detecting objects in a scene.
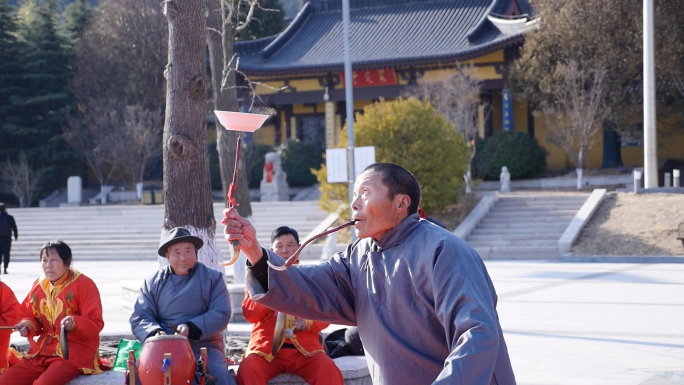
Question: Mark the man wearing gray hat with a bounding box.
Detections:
[129,227,235,385]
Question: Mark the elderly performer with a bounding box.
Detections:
[0,241,105,385]
[0,279,19,373]
[223,163,516,385]
[130,227,235,385]
[237,226,343,385]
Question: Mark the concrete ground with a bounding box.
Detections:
[2,260,682,385]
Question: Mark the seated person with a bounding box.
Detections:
[130,227,235,385]
[0,241,105,385]
[0,279,19,373]
[236,227,343,385]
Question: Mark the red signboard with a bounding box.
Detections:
[339,69,398,87]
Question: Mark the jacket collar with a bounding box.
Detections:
[374,213,422,250]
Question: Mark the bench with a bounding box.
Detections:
[66,356,370,385]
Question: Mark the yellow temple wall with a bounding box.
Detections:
[533,114,684,171]
[252,125,276,147]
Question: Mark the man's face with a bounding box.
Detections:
[351,171,408,240]
[271,234,299,259]
[166,242,198,276]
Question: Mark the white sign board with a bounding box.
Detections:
[326,148,348,183]
[354,146,376,178]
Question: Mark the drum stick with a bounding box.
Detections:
[127,350,136,385]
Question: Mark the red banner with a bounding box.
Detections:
[339,69,397,87]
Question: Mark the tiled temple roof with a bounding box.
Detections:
[234,0,529,76]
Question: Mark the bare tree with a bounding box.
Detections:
[63,99,128,204]
[206,0,286,218]
[1,152,45,208]
[539,61,611,189]
[70,0,167,112]
[120,105,163,198]
[205,0,257,218]
[409,65,484,192]
[160,0,222,272]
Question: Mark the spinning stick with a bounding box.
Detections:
[214,111,269,266]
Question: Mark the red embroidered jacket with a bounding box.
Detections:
[242,290,328,362]
[19,269,104,373]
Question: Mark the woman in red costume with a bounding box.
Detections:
[0,279,19,373]
[0,241,104,385]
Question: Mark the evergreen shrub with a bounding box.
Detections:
[316,98,472,214]
[277,140,323,187]
[480,130,548,180]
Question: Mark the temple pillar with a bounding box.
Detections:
[325,101,337,148]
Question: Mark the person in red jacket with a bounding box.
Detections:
[0,280,19,373]
[236,227,343,385]
[0,241,105,385]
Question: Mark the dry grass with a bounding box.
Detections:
[572,192,684,255]
[426,194,480,231]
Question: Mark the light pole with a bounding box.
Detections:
[342,0,356,239]
[643,0,658,188]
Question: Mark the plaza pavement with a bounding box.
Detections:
[2,260,682,385]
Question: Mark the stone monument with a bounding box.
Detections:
[67,176,82,204]
[260,152,289,202]
[499,166,511,193]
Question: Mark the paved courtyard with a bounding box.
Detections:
[2,260,682,385]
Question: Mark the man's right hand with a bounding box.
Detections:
[222,208,263,265]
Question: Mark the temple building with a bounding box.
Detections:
[233,0,684,173]
[234,0,533,146]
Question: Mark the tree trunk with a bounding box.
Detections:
[100,184,108,205]
[576,149,584,190]
[160,0,223,273]
[205,0,252,217]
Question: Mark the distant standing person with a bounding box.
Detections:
[0,203,18,274]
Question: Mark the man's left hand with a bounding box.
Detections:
[61,316,75,332]
[176,323,189,337]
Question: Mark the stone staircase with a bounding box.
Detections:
[466,194,589,260]
[9,201,328,262]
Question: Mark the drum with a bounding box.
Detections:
[138,334,196,385]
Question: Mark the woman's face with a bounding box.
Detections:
[41,248,68,282]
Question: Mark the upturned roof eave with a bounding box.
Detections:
[238,35,525,78]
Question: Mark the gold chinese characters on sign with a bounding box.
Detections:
[339,69,397,87]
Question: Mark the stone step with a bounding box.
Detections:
[473,245,558,254]
[481,253,561,260]
[479,216,574,224]
[485,210,578,218]
[493,205,584,212]
[498,194,589,200]
[467,240,558,247]
[497,199,587,204]
[470,228,564,235]
[466,233,560,241]
[495,203,585,208]
[475,222,568,229]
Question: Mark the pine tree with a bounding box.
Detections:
[62,0,91,44]
[236,0,286,41]
[0,0,25,151]
[6,0,76,191]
